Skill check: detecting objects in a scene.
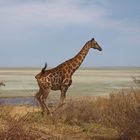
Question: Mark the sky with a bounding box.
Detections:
[0,0,140,67]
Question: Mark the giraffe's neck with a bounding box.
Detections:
[66,43,91,74]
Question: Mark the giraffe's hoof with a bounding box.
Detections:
[49,112,53,117]
[45,111,53,117]
[51,103,66,113]
[41,111,45,116]
[58,102,66,108]
[41,111,52,117]
[41,110,51,116]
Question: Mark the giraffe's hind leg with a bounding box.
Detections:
[35,90,44,110]
[36,89,51,115]
[41,89,52,115]
[35,90,45,114]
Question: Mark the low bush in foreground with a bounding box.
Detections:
[52,88,140,140]
[0,88,140,140]
[101,89,140,140]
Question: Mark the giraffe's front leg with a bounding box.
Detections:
[52,85,69,113]
[59,86,68,105]
[59,79,72,106]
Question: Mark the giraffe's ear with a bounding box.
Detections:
[41,62,47,74]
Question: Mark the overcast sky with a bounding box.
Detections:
[0,0,140,67]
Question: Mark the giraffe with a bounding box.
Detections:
[0,82,5,87]
[35,38,102,115]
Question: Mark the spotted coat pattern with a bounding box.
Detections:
[35,38,102,115]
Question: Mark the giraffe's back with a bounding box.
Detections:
[36,67,64,90]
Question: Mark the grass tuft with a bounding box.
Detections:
[0,88,140,140]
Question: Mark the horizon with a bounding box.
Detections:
[0,66,140,69]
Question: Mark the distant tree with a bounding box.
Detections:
[131,76,140,84]
[0,82,5,87]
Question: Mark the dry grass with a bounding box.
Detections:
[101,89,140,140]
[51,88,140,140]
[0,88,140,140]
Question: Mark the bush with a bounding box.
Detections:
[0,112,56,140]
[101,89,140,140]
[52,89,140,140]
[52,98,102,124]
[0,88,140,140]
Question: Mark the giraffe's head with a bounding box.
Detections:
[89,38,102,51]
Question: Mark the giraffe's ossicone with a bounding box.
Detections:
[35,38,102,115]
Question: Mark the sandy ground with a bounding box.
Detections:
[0,67,140,99]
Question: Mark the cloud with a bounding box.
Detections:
[0,0,113,42]
[0,0,140,67]
[0,0,108,27]
[1,0,136,34]
[1,0,139,30]
[0,0,139,46]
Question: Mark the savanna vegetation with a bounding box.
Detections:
[0,85,140,140]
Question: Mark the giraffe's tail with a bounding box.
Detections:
[35,62,47,79]
[41,62,47,73]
